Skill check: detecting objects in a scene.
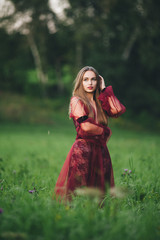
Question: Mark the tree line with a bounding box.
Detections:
[0,0,160,122]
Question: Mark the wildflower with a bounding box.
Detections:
[28,187,37,194]
[0,208,3,214]
[124,169,128,172]
[129,170,132,174]
[28,188,37,194]
[28,190,35,193]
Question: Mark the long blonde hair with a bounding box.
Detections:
[72,66,108,125]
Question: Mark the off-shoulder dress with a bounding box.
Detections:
[54,86,126,201]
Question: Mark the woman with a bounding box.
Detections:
[54,66,126,201]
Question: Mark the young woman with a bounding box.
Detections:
[53,66,126,201]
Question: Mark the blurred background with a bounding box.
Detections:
[0,0,159,130]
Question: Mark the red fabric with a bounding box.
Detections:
[98,86,126,117]
[54,89,126,201]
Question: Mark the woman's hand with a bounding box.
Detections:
[99,75,106,91]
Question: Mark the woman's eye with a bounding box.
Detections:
[83,78,88,81]
[92,78,97,81]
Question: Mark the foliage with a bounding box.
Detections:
[0,91,70,124]
[0,0,160,119]
[0,122,160,240]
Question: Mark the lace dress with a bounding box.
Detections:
[54,86,126,201]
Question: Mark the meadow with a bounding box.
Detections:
[0,116,160,240]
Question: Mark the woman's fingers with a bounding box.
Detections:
[99,75,106,90]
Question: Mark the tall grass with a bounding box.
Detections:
[0,119,160,240]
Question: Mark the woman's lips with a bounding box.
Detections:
[87,86,93,89]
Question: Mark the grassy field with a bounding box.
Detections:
[0,117,160,240]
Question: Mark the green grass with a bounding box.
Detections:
[0,119,160,240]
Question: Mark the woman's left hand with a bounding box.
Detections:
[99,75,106,91]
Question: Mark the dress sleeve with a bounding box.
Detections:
[98,86,126,118]
[69,97,103,135]
[69,96,88,120]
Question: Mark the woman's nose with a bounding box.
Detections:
[88,79,92,84]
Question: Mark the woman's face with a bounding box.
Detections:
[82,71,97,93]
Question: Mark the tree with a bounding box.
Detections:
[0,0,58,92]
[64,0,160,120]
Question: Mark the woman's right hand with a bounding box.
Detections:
[99,75,106,91]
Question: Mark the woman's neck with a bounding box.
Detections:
[86,92,94,102]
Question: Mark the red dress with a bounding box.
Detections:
[54,86,126,201]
